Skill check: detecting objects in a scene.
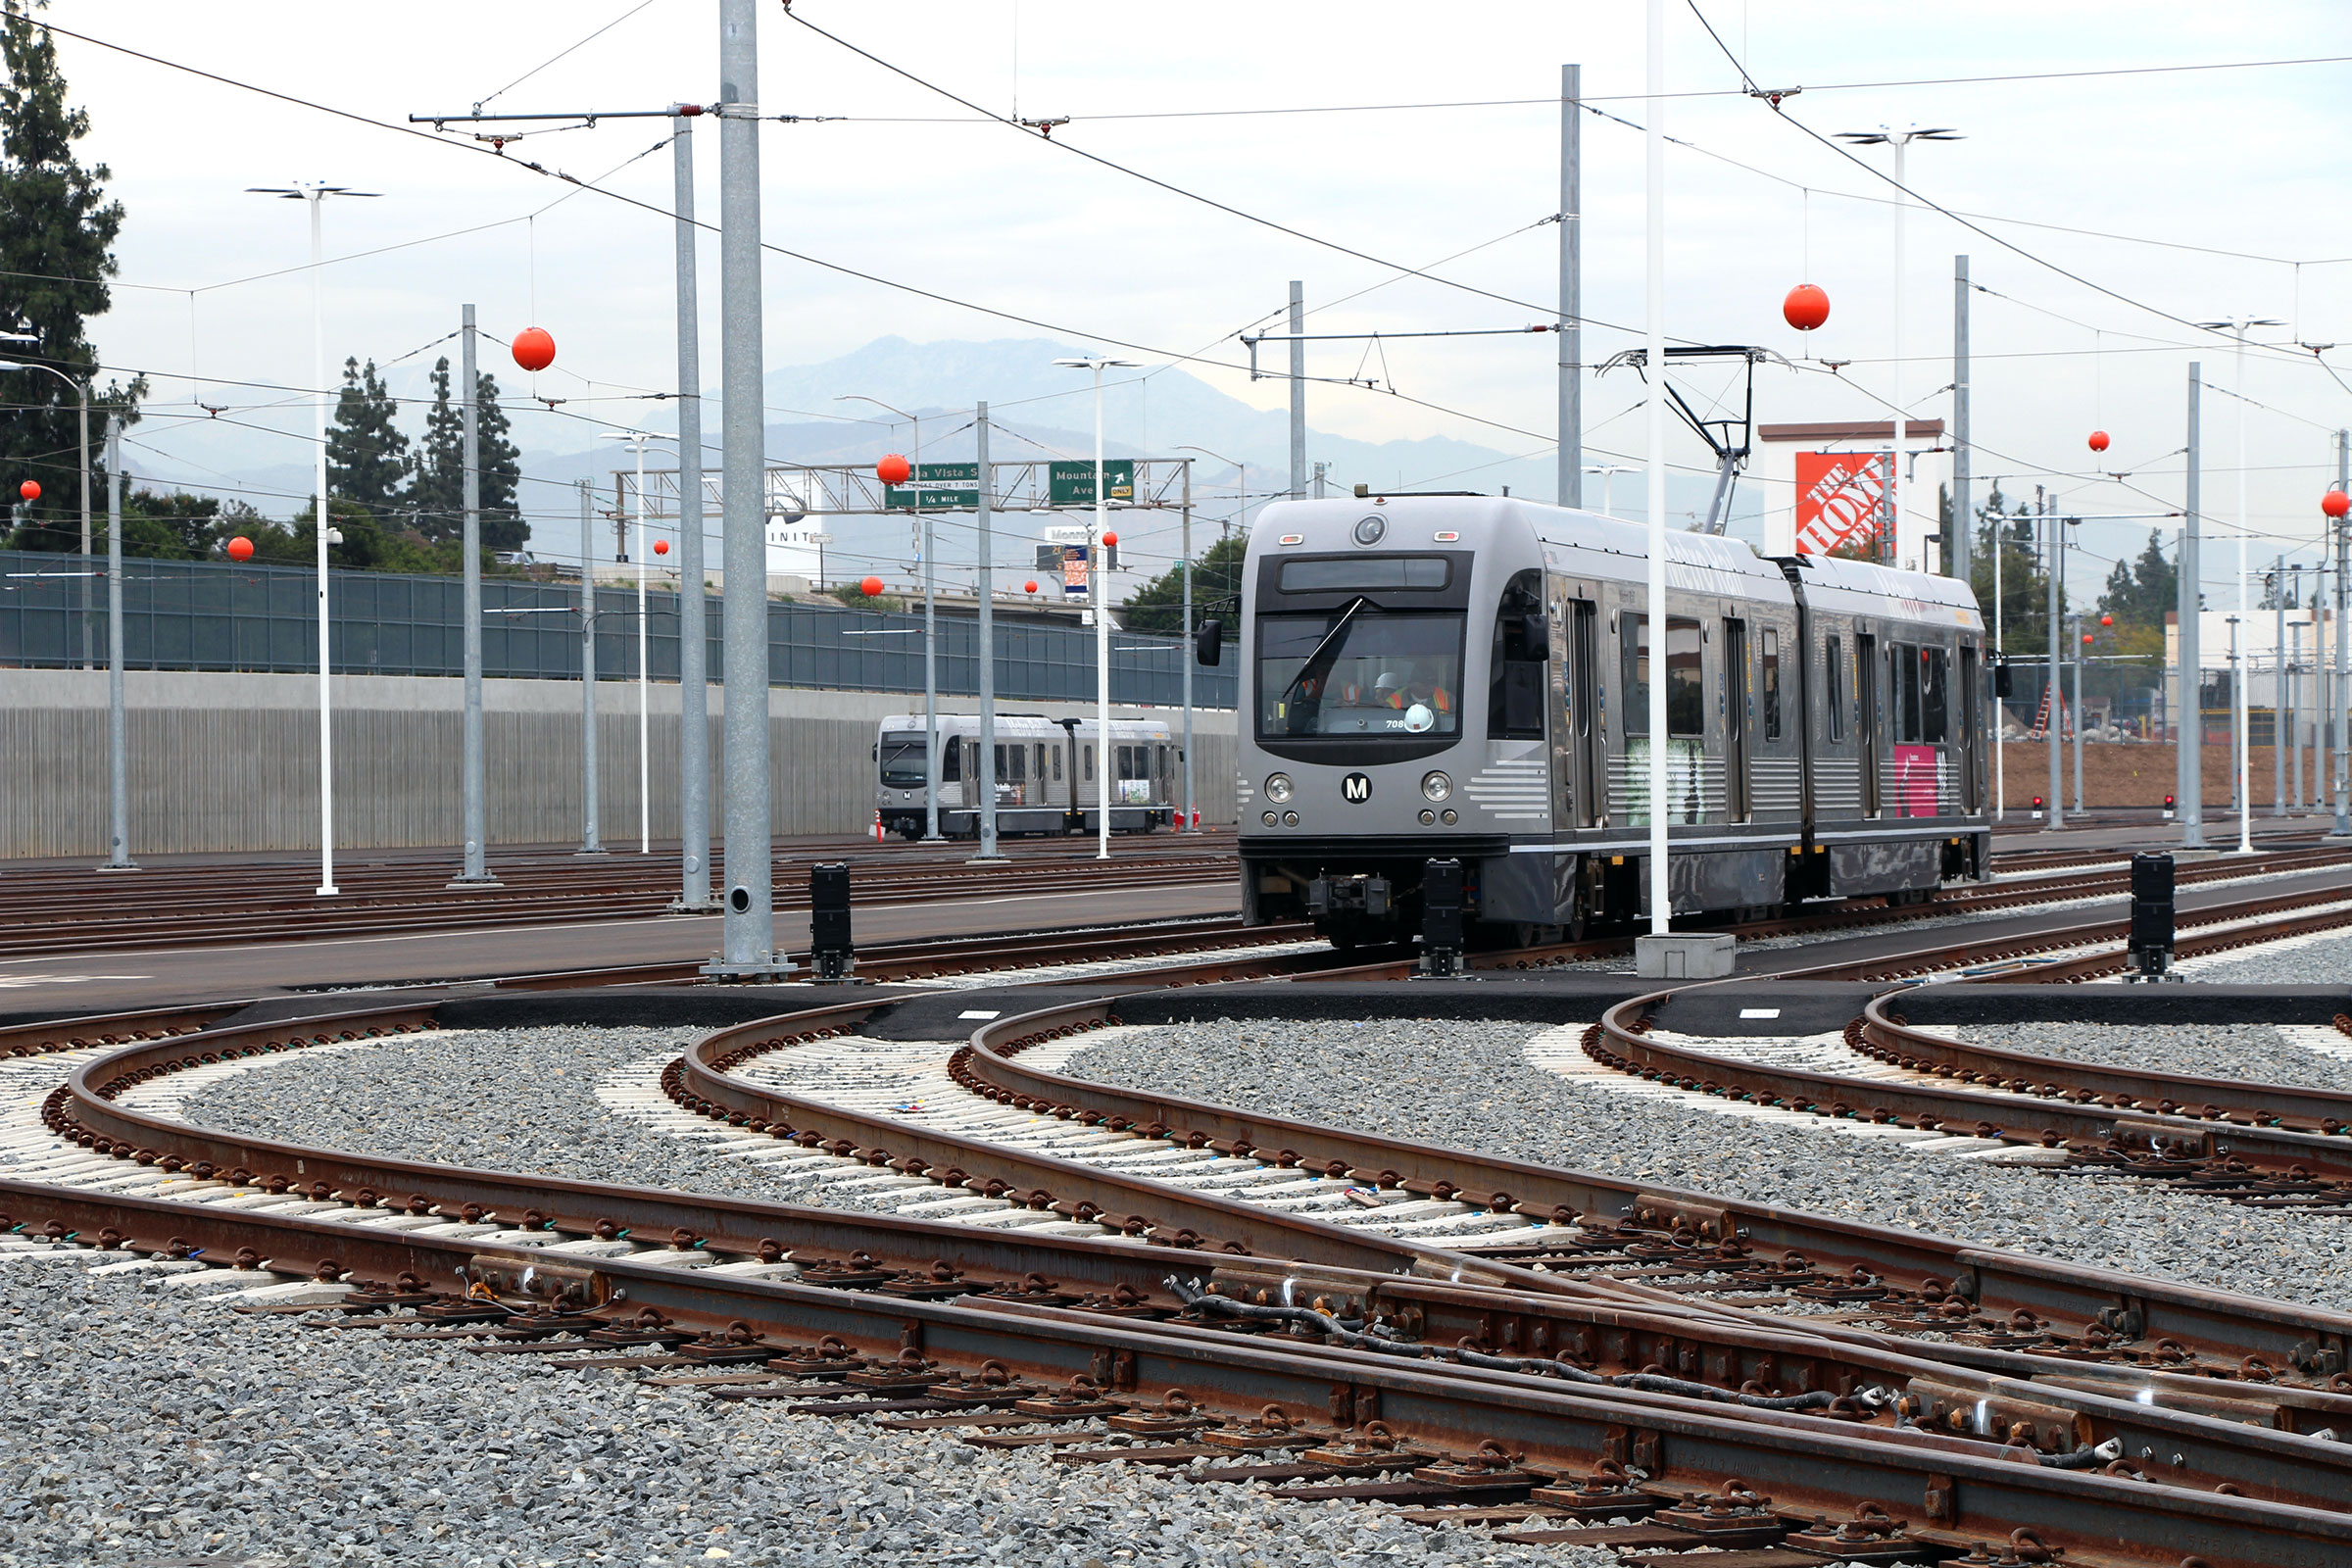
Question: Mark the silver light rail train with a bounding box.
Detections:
[1209,494,1990,946]
[875,713,1180,840]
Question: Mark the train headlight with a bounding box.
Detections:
[1420,770,1452,802]
[1264,772,1295,804]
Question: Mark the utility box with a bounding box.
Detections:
[2128,852,2174,980]
[809,862,856,982]
[1419,858,1465,978]
[1636,933,1736,980]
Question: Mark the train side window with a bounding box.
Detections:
[1826,637,1845,741]
[1084,745,1094,781]
[1036,743,1047,780]
[1052,747,1062,782]
[1922,648,1948,744]
[1622,613,1648,737]
[1762,628,1782,742]
[1489,568,1547,740]
[1665,616,1703,738]
[1895,643,1922,743]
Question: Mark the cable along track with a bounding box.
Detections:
[5,1008,2352,1562]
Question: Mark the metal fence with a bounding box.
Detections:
[0,551,1237,709]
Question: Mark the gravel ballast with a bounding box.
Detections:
[0,1244,1631,1568]
[1955,1019,2352,1093]
[1065,1017,2352,1314]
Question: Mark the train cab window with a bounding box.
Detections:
[1762,629,1782,742]
[1488,569,1547,740]
[1894,643,1922,744]
[942,742,961,783]
[1826,638,1845,741]
[1665,617,1703,738]
[877,734,927,789]
[1921,648,1948,744]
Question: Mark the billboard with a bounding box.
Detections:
[1792,450,1891,557]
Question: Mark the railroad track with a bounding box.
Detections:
[7,1000,2352,1563]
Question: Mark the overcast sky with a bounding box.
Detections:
[48,1,2352,595]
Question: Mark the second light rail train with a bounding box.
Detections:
[875,713,1180,840]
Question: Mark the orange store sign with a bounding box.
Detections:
[1793,450,1890,556]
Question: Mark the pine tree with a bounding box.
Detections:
[1119,534,1246,639]
[406,357,464,542]
[324,357,410,517]
[0,0,142,552]
[474,370,525,552]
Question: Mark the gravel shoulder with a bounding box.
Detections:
[1955,1019,2352,1094]
[0,1244,1623,1568]
[1064,1017,2352,1315]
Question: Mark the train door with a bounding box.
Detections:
[1723,615,1751,821]
[1570,598,1600,824]
[1958,643,1982,814]
[1857,631,1882,816]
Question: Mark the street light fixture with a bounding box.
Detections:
[249,182,379,897]
[1054,355,1140,858]
[2194,315,2285,854]
[839,393,943,843]
[1581,463,1638,518]
[1834,126,1962,568]
[602,429,672,856]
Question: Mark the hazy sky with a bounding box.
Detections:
[45,1,2352,596]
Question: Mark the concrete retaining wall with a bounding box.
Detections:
[0,671,1237,858]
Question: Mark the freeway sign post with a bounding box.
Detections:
[1048,459,1134,507]
[884,462,981,510]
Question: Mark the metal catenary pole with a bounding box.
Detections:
[974,402,1002,860]
[2276,553,2287,815]
[1093,363,1111,860]
[2229,612,2243,823]
[710,0,781,975]
[1180,456,1195,832]
[310,191,337,897]
[1950,256,1971,581]
[1992,479,2004,819]
[635,439,651,855]
[672,105,714,908]
[2071,608,2083,813]
[452,304,495,886]
[2043,490,2062,828]
[74,379,88,667]
[1558,62,1582,509]
[1890,139,1908,568]
[1288,280,1305,500]
[1643,0,1669,935]
[917,414,938,841]
[2336,445,2351,835]
[98,413,135,871]
[576,479,604,855]
[2180,365,2205,847]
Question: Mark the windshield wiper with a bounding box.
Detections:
[1278,596,1369,705]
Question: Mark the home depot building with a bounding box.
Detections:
[1751,419,1950,573]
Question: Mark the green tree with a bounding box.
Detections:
[324,357,409,515]
[1119,533,1246,639]
[473,370,524,552]
[2097,529,2178,627]
[1968,485,2051,661]
[0,0,143,552]
[406,356,464,541]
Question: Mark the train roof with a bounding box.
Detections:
[1777,550,1985,629]
[877,713,1172,734]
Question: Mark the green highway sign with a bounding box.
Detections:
[884,462,980,509]
[1048,459,1134,507]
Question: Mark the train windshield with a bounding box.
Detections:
[877,734,928,788]
[1257,610,1464,738]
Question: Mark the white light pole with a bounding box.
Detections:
[249,181,378,897]
[1582,463,1636,517]
[2196,316,2281,854]
[1643,0,1668,937]
[1835,125,1961,567]
[1054,355,1139,858]
[602,430,668,855]
[840,394,941,841]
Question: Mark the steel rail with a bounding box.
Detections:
[956,992,2352,1385]
[2,1179,2346,1567]
[1860,992,2352,1137]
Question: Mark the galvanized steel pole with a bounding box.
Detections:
[2070,609,2083,813]
[918,413,940,841]
[1951,256,1971,581]
[1558,63,1581,509]
[710,0,781,974]
[1288,281,1305,500]
[634,439,651,855]
[2044,493,2062,829]
[577,479,604,854]
[1093,363,1111,860]
[2336,434,2351,835]
[310,191,338,897]
[2180,366,2205,847]
[672,107,714,908]
[452,305,495,886]
[974,402,1002,860]
[1180,457,1195,832]
[74,382,89,667]
[98,414,134,871]
[2276,553,2287,815]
